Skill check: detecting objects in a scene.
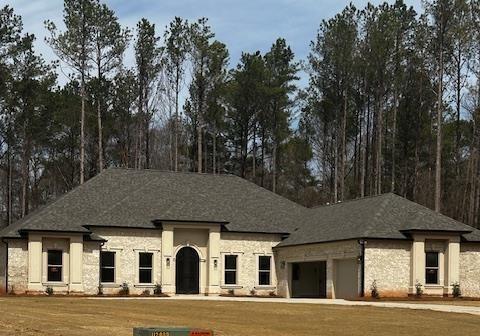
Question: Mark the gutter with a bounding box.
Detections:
[358,239,366,297]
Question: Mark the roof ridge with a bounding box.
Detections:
[309,192,395,210]
[106,167,238,178]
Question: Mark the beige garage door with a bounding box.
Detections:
[334,258,359,299]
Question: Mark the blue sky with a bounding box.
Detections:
[8,0,423,86]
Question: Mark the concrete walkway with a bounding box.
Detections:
[90,295,480,316]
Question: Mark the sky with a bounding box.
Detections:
[6,0,423,86]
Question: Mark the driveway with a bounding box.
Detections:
[91,295,480,316]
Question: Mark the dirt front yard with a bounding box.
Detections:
[0,297,478,336]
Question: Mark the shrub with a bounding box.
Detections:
[452,282,461,298]
[250,289,256,296]
[370,280,380,299]
[228,289,234,296]
[153,283,162,295]
[97,284,103,296]
[142,289,151,296]
[269,290,276,297]
[415,281,423,297]
[119,282,129,296]
[45,286,54,296]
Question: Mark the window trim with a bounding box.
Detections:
[425,251,440,285]
[138,252,154,284]
[221,252,243,287]
[257,255,272,286]
[47,249,63,283]
[100,251,117,284]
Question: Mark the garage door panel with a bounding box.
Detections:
[334,258,359,299]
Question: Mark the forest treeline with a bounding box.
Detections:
[1,0,480,229]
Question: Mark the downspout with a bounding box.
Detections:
[1,238,8,295]
[358,239,366,297]
[98,240,105,295]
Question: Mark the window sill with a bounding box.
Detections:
[221,285,243,289]
[424,284,443,288]
[134,284,156,288]
[254,285,276,290]
[43,282,67,287]
[100,283,120,288]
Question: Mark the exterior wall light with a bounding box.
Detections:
[166,257,170,268]
[214,259,218,269]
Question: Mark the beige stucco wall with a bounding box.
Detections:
[364,240,411,297]
[219,232,282,296]
[274,240,360,298]
[90,227,162,295]
[460,243,480,298]
[7,239,28,294]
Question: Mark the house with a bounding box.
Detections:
[0,168,479,298]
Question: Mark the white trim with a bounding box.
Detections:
[221,253,241,286]
[136,250,156,285]
[256,254,273,286]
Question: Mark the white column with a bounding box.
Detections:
[161,225,174,294]
[68,235,84,293]
[207,227,220,295]
[27,234,43,292]
[445,237,460,295]
[326,258,335,299]
[410,237,425,294]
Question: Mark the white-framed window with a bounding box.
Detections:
[139,252,153,284]
[47,250,63,282]
[425,251,439,285]
[224,255,238,285]
[258,255,271,286]
[100,251,116,283]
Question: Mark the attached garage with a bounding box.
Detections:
[334,258,359,299]
[290,261,327,298]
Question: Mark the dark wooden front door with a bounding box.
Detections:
[175,247,200,294]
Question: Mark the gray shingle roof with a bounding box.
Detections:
[278,193,479,246]
[0,168,305,238]
[1,169,479,245]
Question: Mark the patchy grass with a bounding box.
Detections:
[0,297,478,336]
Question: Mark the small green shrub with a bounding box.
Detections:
[415,281,423,297]
[153,283,162,295]
[250,289,256,296]
[45,286,54,296]
[142,289,151,296]
[119,282,129,296]
[452,282,461,298]
[370,280,380,299]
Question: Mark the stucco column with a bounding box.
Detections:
[207,227,220,295]
[445,237,460,295]
[68,235,84,293]
[161,225,174,294]
[410,237,425,294]
[27,234,43,292]
[326,258,335,299]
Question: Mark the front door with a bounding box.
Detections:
[175,247,200,294]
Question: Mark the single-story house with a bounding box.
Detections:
[1,168,480,298]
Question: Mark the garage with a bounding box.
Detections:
[334,258,359,299]
[290,261,327,298]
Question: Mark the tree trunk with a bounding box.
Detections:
[174,65,180,172]
[272,142,277,193]
[391,88,398,193]
[340,91,347,201]
[213,128,217,174]
[197,124,202,173]
[80,72,86,184]
[435,47,444,213]
[97,61,104,173]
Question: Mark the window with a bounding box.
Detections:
[258,256,271,285]
[139,252,153,284]
[100,251,115,283]
[224,255,237,285]
[47,250,63,282]
[425,252,439,284]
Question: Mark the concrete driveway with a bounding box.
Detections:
[91,295,480,317]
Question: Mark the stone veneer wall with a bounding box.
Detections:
[89,227,162,295]
[6,239,28,294]
[364,240,411,297]
[274,240,360,298]
[0,241,5,293]
[83,241,101,294]
[460,243,480,298]
[219,232,282,296]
